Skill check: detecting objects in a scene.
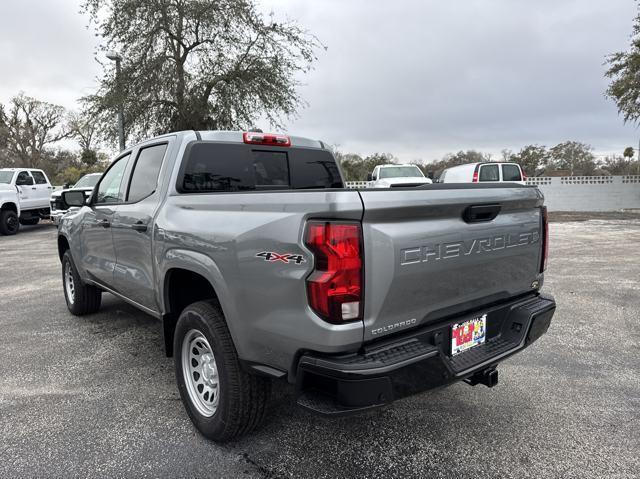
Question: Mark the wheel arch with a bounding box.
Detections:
[57,235,71,262]
[1,201,18,213]
[160,253,238,358]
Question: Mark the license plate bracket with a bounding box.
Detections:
[451,314,487,356]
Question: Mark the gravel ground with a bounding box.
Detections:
[0,219,638,479]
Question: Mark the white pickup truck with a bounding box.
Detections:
[0,168,53,235]
[367,164,433,188]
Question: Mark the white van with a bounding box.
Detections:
[438,162,526,185]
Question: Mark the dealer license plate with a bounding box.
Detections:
[451,314,487,356]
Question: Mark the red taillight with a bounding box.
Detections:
[472,170,479,182]
[304,222,363,323]
[243,131,291,147]
[541,206,548,272]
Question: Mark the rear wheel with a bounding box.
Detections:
[62,250,102,315]
[174,300,271,442]
[19,217,39,226]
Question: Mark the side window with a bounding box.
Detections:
[479,164,499,182]
[31,171,48,184]
[127,144,168,202]
[95,154,131,204]
[16,171,33,186]
[502,164,522,181]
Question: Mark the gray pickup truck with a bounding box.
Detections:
[57,130,555,441]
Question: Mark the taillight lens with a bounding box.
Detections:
[243,131,291,147]
[541,206,548,272]
[305,222,363,323]
[472,170,479,182]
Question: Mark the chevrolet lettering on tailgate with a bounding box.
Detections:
[400,231,540,265]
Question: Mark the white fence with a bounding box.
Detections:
[345,181,370,189]
[526,175,640,211]
[344,176,640,212]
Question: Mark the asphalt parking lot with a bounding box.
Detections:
[1,218,638,479]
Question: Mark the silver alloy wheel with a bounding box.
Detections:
[64,261,75,305]
[182,329,219,417]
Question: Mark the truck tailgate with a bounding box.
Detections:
[358,185,544,342]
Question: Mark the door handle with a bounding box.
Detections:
[97,219,111,228]
[131,222,148,232]
[32,187,37,190]
[462,204,501,223]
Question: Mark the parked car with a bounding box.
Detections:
[50,173,102,226]
[367,164,432,187]
[438,162,526,184]
[0,168,53,235]
[57,130,555,442]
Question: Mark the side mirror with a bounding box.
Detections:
[62,190,87,207]
[63,183,71,189]
[367,173,373,181]
[16,176,34,186]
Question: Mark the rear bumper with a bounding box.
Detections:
[295,293,555,415]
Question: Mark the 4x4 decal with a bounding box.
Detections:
[255,251,306,264]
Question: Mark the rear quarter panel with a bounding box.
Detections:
[155,190,364,372]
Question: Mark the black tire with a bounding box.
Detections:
[0,210,19,235]
[174,300,271,442]
[19,217,39,226]
[62,250,102,315]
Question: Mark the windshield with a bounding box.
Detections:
[73,174,101,188]
[0,171,14,184]
[379,166,424,179]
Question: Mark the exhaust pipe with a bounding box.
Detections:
[464,368,498,388]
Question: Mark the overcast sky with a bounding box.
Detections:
[1,0,638,162]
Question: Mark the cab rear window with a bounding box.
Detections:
[178,142,343,193]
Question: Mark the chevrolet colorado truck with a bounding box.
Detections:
[57,130,555,442]
[0,168,53,235]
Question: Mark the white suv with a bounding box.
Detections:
[0,168,53,235]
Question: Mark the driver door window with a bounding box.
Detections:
[95,154,131,204]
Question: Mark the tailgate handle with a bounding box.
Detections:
[463,204,501,223]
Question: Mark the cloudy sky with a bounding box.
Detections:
[1,0,638,162]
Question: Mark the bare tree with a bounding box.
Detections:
[1,93,69,168]
[68,111,101,165]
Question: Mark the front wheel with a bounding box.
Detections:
[62,250,102,315]
[0,210,19,235]
[174,301,271,442]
